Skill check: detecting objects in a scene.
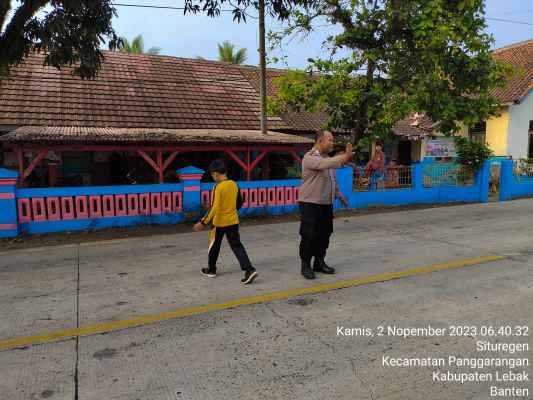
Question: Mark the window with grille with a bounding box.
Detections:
[469,122,486,145]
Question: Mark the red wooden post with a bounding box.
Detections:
[137,150,160,174]
[16,148,24,185]
[23,149,48,180]
[246,148,251,181]
[249,149,268,172]
[48,163,59,187]
[289,150,302,164]
[157,149,164,183]
[163,151,179,171]
[225,149,248,172]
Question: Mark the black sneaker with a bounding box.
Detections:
[201,268,216,278]
[241,268,258,284]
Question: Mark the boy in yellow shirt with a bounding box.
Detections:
[193,160,258,284]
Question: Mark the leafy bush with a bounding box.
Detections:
[453,136,493,172]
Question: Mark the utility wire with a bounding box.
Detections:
[485,17,533,26]
[112,3,231,12]
[112,2,533,26]
[112,2,258,19]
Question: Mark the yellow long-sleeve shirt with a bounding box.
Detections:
[201,180,240,227]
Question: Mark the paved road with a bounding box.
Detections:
[0,200,532,399]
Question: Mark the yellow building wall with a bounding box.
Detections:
[456,109,510,156]
[485,109,510,156]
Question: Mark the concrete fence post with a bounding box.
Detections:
[476,160,490,203]
[499,159,513,202]
[412,162,424,193]
[177,166,204,216]
[0,168,19,238]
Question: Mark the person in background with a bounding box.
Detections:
[385,159,399,188]
[193,159,258,285]
[298,130,352,280]
[365,141,386,190]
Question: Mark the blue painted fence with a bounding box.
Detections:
[0,160,491,238]
[347,161,489,209]
[499,159,533,201]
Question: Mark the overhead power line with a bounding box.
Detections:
[112,3,232,12]
[485,17,533,26]
[111,2,258,19]
[112,2,533,26]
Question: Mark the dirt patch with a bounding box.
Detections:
[287,297,316,306]
[93,348,118,360]
[41,389,54,398]
[0,203,463,253]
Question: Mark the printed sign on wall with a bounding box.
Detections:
[426,138,456,158]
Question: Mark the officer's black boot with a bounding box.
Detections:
[301,259,315,279]
[313,257,335,274]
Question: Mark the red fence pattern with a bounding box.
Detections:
[201,186,299,209]
[17,192,183,223]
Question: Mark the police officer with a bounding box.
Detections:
[298,131,352,279]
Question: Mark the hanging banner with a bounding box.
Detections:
[425,138,456,158]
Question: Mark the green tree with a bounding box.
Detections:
[217,41,247,64]
[184,0,317,22]
[120,35,161,55]
[1,0,313,79]
[269,0,514,142]
[0,0,120,79]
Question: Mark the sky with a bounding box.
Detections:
[111,0,533,69]
[3,1,532,68]
[6,1,530,69]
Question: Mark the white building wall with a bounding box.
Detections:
[508,91,533,159]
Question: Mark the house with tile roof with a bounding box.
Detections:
[0,52,315,186]
[0,50,432,186]
[2,39,529,187]
[356,39,533,163]
[456,39,533,160]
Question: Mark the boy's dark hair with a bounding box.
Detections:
[209,159,227,175]
[208,159,243,209]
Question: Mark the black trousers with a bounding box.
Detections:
[299,202,334,262]
[208,224,253,271]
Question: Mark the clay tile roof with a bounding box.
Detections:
[239,65,329,132]
[5,40,530,143]
[491,39,533,103]
[0,51,291,133]
[0,126,313,145]
[392,113,435,139]
[0,51,442,141]
[239,64,437,138]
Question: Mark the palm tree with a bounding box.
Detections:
[217,41,247,64]
[120,35,161,55]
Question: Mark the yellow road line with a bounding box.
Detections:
[0,255,504,351]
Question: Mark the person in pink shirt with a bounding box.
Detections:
[365,141,386,190]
